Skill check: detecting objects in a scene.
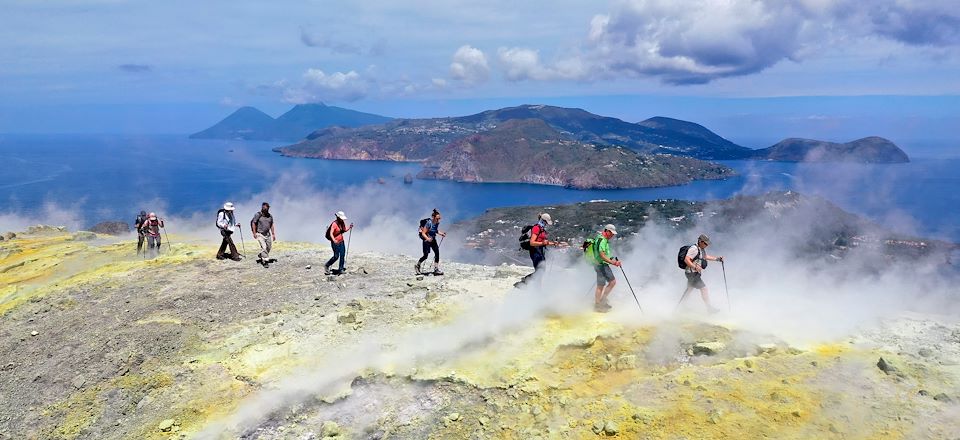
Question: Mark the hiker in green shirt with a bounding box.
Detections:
[591,224,620,312]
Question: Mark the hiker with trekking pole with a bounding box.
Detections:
[516,213,559,287]
[416,208,446,276]
[251,202,277,268]
[583,224,623,313]
[215,202,242,261]
[324,211,353,275]
[675,234,725,314]
[139,212,164,259]
[134,210,147,255]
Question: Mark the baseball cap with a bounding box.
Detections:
[540,213,553,225]
[605,224,617,235]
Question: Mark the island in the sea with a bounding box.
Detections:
[193,103,910,189]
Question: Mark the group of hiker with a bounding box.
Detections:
[519,212,725,314]
[134,203,725,313]
[134,210,165,258]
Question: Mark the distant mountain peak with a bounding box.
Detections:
[754,136,909,163]
[190,103,390,141]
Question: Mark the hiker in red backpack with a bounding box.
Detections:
[516,213,558,286]
[324,211,353,275]
[139,212,164,259]
[416,209,446,275]
[677,234,724,314]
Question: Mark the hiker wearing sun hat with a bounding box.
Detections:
[215,202,241,261]
[324,210,353,275]
[590,224,621,312]
[676,233,724,314]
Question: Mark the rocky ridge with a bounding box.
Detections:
[0,227,958,439]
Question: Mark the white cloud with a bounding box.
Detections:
[283,69,367,103]
[449,45,490,85]
[497,47,587,81]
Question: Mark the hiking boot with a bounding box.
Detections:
[261,260,270,268]
[268,258,277,263]
[230,256,242,262]
[432,268,444,276]
[594,303,611,313]
[414,262,422,275]
[216,255,226,260]
[324,265,332,275]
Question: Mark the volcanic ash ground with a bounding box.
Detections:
[1,227,958,439]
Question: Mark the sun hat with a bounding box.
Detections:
[336,211,347,220]
[223,202,235,211]
[698,233,711,245]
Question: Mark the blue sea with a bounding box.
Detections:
[0,134,958,243]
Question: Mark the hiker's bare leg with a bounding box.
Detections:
[600,279,616,302]
[595,285,604,304]
[699,287,712,309]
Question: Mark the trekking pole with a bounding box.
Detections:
[237,227,247,256]
[161,224,171,252]
[721,260,731,312]
[674,289,691,312]
[618,265,643,314]
[346,228,353,256]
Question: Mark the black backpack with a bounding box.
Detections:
[518,225,534,251]
[135,214,146,227]
[325,224,333,241]
[215,209,227,229]
[677,245,705,269]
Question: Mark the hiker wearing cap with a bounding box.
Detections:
[251,202,277,268]
[517,213,558,286]
[678,234,724,314]
[134,210,148,254]
[592,224,620,312]
[139,212,165,258]
[324,211,353,275]
[416,209,446,275]
[216,202,242,261]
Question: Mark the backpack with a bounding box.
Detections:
[215,209,228,229]
[518,224,534,250]
[418,218,429,239]
[678,245,702,269]
[583,234,604,265]
[325,221,339,242]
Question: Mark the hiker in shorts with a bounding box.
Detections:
[517,213,558,286]
[416,209,446,275]
[592,224,620,312]
[139,212,164,259]
[134,210,148,254]
[251,202,276,268]
[324,211,353,275]
[216,202,242,261]
[678,234,724,314]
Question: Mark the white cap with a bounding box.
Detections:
[148,212,157,219]
[604,224,617,235]
[336,211,347,220]
[540,213,553,225]
[223,202,235,211]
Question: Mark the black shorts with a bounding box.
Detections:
[595,264,615,286]
[685,272,706,289]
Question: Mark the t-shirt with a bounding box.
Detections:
[685,244,702,273]
[423,219,439,239]
[595,235,612,265]
[529,223,548,257]
[251,212,273,235]
[141,219,163,237]
[217,211,236,230]
[329,220,345,244]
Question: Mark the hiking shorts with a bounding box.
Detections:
[685,272,706,289]
[595,264,615,286]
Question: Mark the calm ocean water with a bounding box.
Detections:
[0,134,957,243]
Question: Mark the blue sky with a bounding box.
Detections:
[1,0,958,147]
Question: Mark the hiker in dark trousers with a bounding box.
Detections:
[416,209,446,275]
[134,210,147,254]
[592,224,620,312]
[216,202,242,261]
[324,211,353,275]
[518,213,558,286]
[139,212,164,258]
[679,234,724,314]
[251,202,276,268]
